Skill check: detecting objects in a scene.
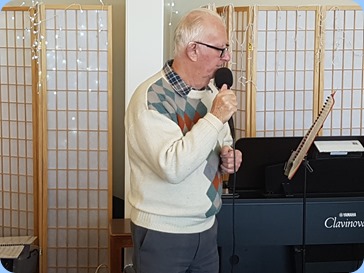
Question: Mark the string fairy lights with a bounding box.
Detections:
[166,0,179,26]
[12,0,108,94]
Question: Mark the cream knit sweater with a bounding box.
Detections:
[125,70,233,234]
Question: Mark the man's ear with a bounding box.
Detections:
[186,42,198,61]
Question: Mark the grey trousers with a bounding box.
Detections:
[130,220,219,273]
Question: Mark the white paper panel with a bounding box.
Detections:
[44,6,111,273]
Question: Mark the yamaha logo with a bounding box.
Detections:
[339,212,356,217]
[325,212,364,229]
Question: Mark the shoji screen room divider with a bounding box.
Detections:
[1,5,112,273]
[0,6,36,237]
[217,5,364,138]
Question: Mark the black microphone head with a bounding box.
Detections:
[214,67,233,89]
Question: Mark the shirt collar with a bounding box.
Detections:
[163,60,211,97]
[163,60,190,97]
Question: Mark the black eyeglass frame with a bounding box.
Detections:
[194,41,229,58]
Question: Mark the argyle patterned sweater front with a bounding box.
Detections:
[125,70,233,234]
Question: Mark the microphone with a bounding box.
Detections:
[214,67,235,140]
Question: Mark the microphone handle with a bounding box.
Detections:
[228,117,235,140]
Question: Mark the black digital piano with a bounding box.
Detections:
[217,136,364,273]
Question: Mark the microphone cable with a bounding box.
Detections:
[229,123,238,273]
[214,67,238,271]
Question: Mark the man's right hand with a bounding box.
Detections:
[210,84,237,124]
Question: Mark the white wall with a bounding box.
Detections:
[125,0,164,216]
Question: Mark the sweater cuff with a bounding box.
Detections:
[204,112,224,132]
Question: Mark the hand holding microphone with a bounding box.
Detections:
[210,85,237,123]
[212,67,236,139]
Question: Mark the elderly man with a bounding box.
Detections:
[125,8,243,273]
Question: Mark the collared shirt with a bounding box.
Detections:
[163,60,211,97]
[163,60,191,97]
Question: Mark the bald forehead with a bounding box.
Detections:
[202,14,227,42]
[190,11,225,36]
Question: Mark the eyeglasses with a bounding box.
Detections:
[194,41,229,58]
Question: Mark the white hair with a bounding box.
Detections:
[173,8,225,56]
